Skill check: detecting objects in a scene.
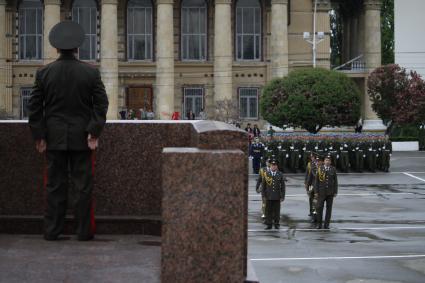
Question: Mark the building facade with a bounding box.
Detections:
[0,0,383,129]
[395,0,425,79]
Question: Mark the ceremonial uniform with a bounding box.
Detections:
[262,164,286,229]
[314,164,338,229]
[250,141,264,174]
[27,21,109,241]
[305,160,317,218]
[256,165,270,219]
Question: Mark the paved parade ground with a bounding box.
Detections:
[0,152,424,282]
[248,151,425,283]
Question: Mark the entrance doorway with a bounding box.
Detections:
[126,86,153,119]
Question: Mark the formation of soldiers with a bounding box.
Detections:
[250,135,392,174]
[255,153,338,230]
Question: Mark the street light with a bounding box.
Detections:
[303,0,325,68]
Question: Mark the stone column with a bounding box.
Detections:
[213,0,232,103]
[100,0,118,120]
[270,0,288,77]
[156,0,174,120]
[0,0,6,112]
[363,0,385,130]
[43,0,61,63]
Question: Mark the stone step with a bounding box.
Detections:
[0,215,161,236]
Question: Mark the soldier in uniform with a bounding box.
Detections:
[27,21,109,241]
[314,155,338,229]
[305,152,317,219]
[262,159,286,229]
[250,137,264,174]
[256,158,271,221]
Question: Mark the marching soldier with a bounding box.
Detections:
[314,155,338,229]
[256,158,271,221]
[250,137,264,174]
[305,152,318,221]
[262,159,286,230]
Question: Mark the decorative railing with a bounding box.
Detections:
[333,54,366,72]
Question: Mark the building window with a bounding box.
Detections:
[183,87,204,119]
[239,87,259,119]
[181,0,207,61]
[72,0,98,61]
[127,0,153,60]
[235,0,261,61]
[20,87,32,119]
[18,0,43,60]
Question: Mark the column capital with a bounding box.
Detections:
[156,0,174,4]
[44,0,61,5]
[271,0,288,5]
[101,0,118,5]
[0,0,7,6]
[314,0,331,12]
[215,0,232,5]
[363,0,382,10]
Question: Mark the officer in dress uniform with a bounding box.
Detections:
[250,137,264,174]
[256,158,271,221]
[305,152,317,220]
[314,155,338,229]
[27,21,109,241]
[262,159,286,229]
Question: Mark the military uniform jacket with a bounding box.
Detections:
[250,142,264,158]
[314,165,338,197]
[305,161,317,187]
[261,170,286,201]
[28,53,109,151]
[256,166,269,193]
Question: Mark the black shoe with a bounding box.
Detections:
[78,235,94,241]
[274,225,280,229]
[316,225,322,229]
[265,226,272,230]
[324,224,330,229]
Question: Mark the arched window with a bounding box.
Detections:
[72,0,98,61]
[18,0,43,60]
[236,0,261,61]
[127,0,153,60]
[181,0,207,61]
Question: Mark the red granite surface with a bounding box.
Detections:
[162,148,247,283]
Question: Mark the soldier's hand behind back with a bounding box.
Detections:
[88,134,99,150]
[35,139,46,153]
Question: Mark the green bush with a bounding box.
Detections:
[260,68,361,133]
[390,137,418,142]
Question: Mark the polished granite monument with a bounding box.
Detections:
[0,120,254,282]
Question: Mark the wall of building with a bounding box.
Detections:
[2,0,383,130]
[395,0,425,78]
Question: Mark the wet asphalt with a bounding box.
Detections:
[248,152,425,283]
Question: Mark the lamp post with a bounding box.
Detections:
[303,0,325,68]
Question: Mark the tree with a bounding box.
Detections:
[381,0,394,65]
[260,68,361,134]
[213,98,239,123]
[368,64,425,127]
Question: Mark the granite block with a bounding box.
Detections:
[161,148,247,283]
[0,120,247,236]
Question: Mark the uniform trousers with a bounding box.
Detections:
[316,194,334,227]
[265,200,281,226]
[45,150,94,240]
